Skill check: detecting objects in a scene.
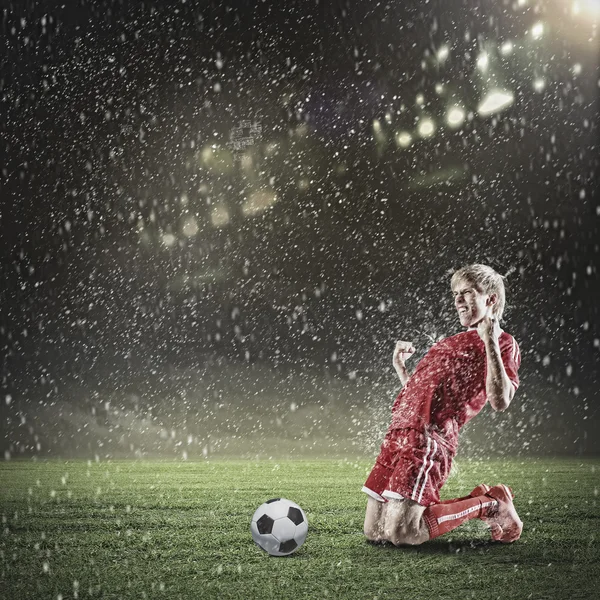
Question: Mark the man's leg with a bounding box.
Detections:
[382,498,429,546]
[423,484,522,543]
[381,485,522,545]
[364,497,387,542]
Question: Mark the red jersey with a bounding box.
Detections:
[390,329,521,453]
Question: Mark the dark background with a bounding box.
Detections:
[1,0,598,459]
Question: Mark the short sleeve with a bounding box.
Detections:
[500,334,521,390]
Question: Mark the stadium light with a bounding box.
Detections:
[372,118,386,144]
[211,204,230,228]
[477,90,514,116]
[446,106,466,128]
[437,45,450,62]
[530,22,544,39]
[395,131,412,148]
[162,233,176,247]
[571,1,600,19]
[476,52,489,72]
[417,118,435,138]
[182,217,199,237]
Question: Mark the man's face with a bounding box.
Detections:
[452,279,495,328]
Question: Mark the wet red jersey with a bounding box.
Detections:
[389,329,521,453]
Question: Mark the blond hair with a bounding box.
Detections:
[451,264,506,321]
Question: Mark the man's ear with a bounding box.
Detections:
[487,293,498,307]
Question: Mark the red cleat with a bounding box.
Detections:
[482,484,523,543]
[469,484,491,497]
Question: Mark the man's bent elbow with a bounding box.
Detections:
[489,395,511,412]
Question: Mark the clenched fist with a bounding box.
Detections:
[477,315,501,344]
[393,341,415,370]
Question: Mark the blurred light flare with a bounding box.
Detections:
[395,131,412,148]
[437,45,450,62]
[242,189,278,216]
[417,118,435,138]
[446,106,466,128]
[182,218,199,237]
[162,233,176,247]
[211,204,230,228]
[476,52,490,72]
[531,22,545,39]
[477,90,514,116]
[571,0,600,19]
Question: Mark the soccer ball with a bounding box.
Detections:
[250,498,308,556]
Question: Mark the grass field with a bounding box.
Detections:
[1,458,598,599]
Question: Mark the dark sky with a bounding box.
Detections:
[1,0,599,458]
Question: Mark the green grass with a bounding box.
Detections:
[1,458,598,599]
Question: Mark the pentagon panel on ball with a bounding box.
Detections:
[250,498,308,556]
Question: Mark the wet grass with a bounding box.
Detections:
[1,458,598,599]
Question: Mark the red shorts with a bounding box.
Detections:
[362,428,453,507]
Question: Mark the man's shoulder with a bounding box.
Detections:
[499,330,519,346]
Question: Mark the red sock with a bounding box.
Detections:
[423,495,498,539]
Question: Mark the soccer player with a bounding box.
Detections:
[362,264,523,546]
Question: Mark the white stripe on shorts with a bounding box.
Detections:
[382,490,405,501]
[411,436,438,505]
[361,485,387,503]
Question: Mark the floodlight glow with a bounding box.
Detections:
[573,63,582,75]
[182,218,199,237]
[571,1,600,18]
[476,52,489,72]
[437,45,449,61]
[162,233,176,247]
[201,146,213,163]
[500,41,514,56]
[373,119,386,143]
[477,90,514,116]
[243,189,277,216]
[417,118,435,138]
[531,22,544,39]
[533,78,545,92]
[396,131,412,148]
[211,204,230,228]
[447,106,466,127]
[435,83,444,94]
[416,94,425,106]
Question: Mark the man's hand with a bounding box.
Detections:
[478,314,515,411]
[477,314,501,344]
[393,341,415,386]
[393,341,415,369]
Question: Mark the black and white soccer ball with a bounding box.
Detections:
[250,498,308,556]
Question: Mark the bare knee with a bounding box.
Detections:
[384,522,427,546]
[364,523,385,543]
[364,497,386,542]
[383,499,429,546]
